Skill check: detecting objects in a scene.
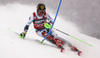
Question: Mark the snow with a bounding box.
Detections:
[0,3,100,58]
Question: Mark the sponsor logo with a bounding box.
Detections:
[34,19,46,24]
[40,6,44,10]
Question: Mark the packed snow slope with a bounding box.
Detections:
[0,3,100,58]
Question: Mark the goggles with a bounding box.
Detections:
[38,10,45,13]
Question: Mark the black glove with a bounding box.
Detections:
[19,31,26,39]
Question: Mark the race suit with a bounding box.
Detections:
[24,11,72,48]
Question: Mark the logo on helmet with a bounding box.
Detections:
[40,5,44,10]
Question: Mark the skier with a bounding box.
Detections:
[19,3,82,56]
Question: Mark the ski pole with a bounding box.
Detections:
[8,28,19,35]
[43,21,93,47]
[53,27,93,47]
[41,0,62,44]
[53,27,69,35]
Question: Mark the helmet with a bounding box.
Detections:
[37,3,46,12]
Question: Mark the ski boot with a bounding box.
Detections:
[55,40,65,52]
[71,46,82,56]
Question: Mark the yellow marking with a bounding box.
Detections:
[41,6,44,9]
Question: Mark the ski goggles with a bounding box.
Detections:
[38,10,45,13]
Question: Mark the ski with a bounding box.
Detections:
[78,51,82,56]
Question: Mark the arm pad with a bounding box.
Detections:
[24,25,29,32]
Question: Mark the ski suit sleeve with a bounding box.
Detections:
[46,13,53,24]
[24,14,33,32]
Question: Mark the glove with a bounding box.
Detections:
[44,22,51,29]
[19,31,26,39]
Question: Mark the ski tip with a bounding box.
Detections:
[78,51,82,56]
[61,48,65,52]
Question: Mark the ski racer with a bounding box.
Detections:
[19,3,82,56]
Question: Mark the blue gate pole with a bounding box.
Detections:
[41,0,62,43]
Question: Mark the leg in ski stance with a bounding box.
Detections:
[36,28,82,56]
[53,37,81,56]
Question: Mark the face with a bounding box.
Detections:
[37,10,45,16]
